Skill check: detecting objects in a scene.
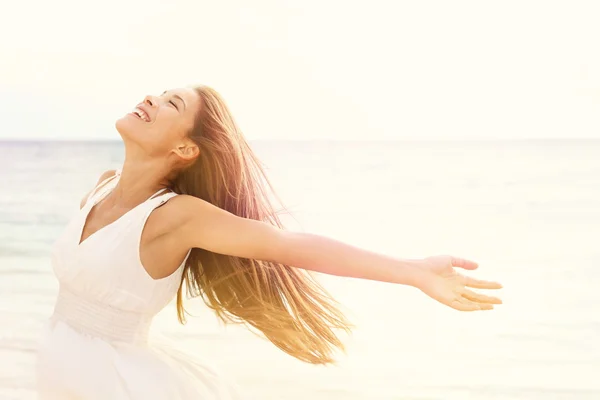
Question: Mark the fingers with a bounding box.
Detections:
[459,287,502,305]
[450,297,494,311]
[449,257,502,288]
[463,275,503,290]
[451,256,479,270]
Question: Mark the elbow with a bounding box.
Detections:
[260,229,299,266]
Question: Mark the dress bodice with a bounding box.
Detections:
[49,170,191,344]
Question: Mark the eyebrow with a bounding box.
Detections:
[161,90,186,111]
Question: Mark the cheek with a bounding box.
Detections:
[147,122,184,152]
[158,118,190,142]
[153,110,185,135]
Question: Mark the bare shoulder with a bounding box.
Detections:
[79,169,118,209]
[156,194,211,227]
[169,194,218,211]
[142,194,205,254]
[164,194,226,222]
[164,193,285,261]
[149,193,201,221]
[160,194,226,246]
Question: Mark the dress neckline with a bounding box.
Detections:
[77,173,170,247]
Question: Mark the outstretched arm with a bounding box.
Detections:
[177,196,502,311]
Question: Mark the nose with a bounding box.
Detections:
[143,95,157,107]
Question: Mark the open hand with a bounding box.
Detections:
[415,255,503,311]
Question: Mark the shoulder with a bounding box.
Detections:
[161,194,224,219]
[153,193,207,222]
[147,193,199,221]
[79,169,119,209]
[160,193,286,261]
[142,194,202,249]
[154,194,226,242]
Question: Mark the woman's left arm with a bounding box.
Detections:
[178,196,422,283]
[177,196,502,311]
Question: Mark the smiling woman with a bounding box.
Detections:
[36,84,502,399]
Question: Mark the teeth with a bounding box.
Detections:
[131,107,150,122]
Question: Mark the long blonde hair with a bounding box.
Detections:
[170,85,352,364]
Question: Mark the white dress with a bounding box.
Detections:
[36,170,243,399]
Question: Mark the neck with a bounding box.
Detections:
[111,161,171,208]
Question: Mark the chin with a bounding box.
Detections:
[115,114,138,139]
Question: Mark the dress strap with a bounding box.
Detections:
[84,169,121,206]
[148,187,171,201]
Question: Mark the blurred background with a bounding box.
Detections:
[1,1,599,399]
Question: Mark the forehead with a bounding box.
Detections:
[161,87,200,108]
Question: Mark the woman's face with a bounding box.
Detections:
[116,87,201,158]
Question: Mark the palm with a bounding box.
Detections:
[416,255,503,311]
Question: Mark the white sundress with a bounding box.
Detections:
[36,169,243,399]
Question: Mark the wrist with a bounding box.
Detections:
[396,258,428,288]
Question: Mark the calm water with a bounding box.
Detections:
[1,139,598,399]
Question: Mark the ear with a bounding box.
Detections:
[174,142,200,162]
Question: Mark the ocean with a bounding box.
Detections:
[1,139,598,399]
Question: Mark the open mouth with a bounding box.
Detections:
[130,107,150,122]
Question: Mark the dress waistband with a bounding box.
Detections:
[51,287,152,345]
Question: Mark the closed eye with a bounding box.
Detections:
[169,100,178,110]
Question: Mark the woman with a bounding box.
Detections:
[36,85,502,399]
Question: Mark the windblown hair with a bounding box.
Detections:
[170,85,352,364]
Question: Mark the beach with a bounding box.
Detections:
[1,139,598,399]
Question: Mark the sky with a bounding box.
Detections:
[1,0,599,141]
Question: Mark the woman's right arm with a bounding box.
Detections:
[79,169,118,209]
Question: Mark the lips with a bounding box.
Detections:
[130,104,151,122]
